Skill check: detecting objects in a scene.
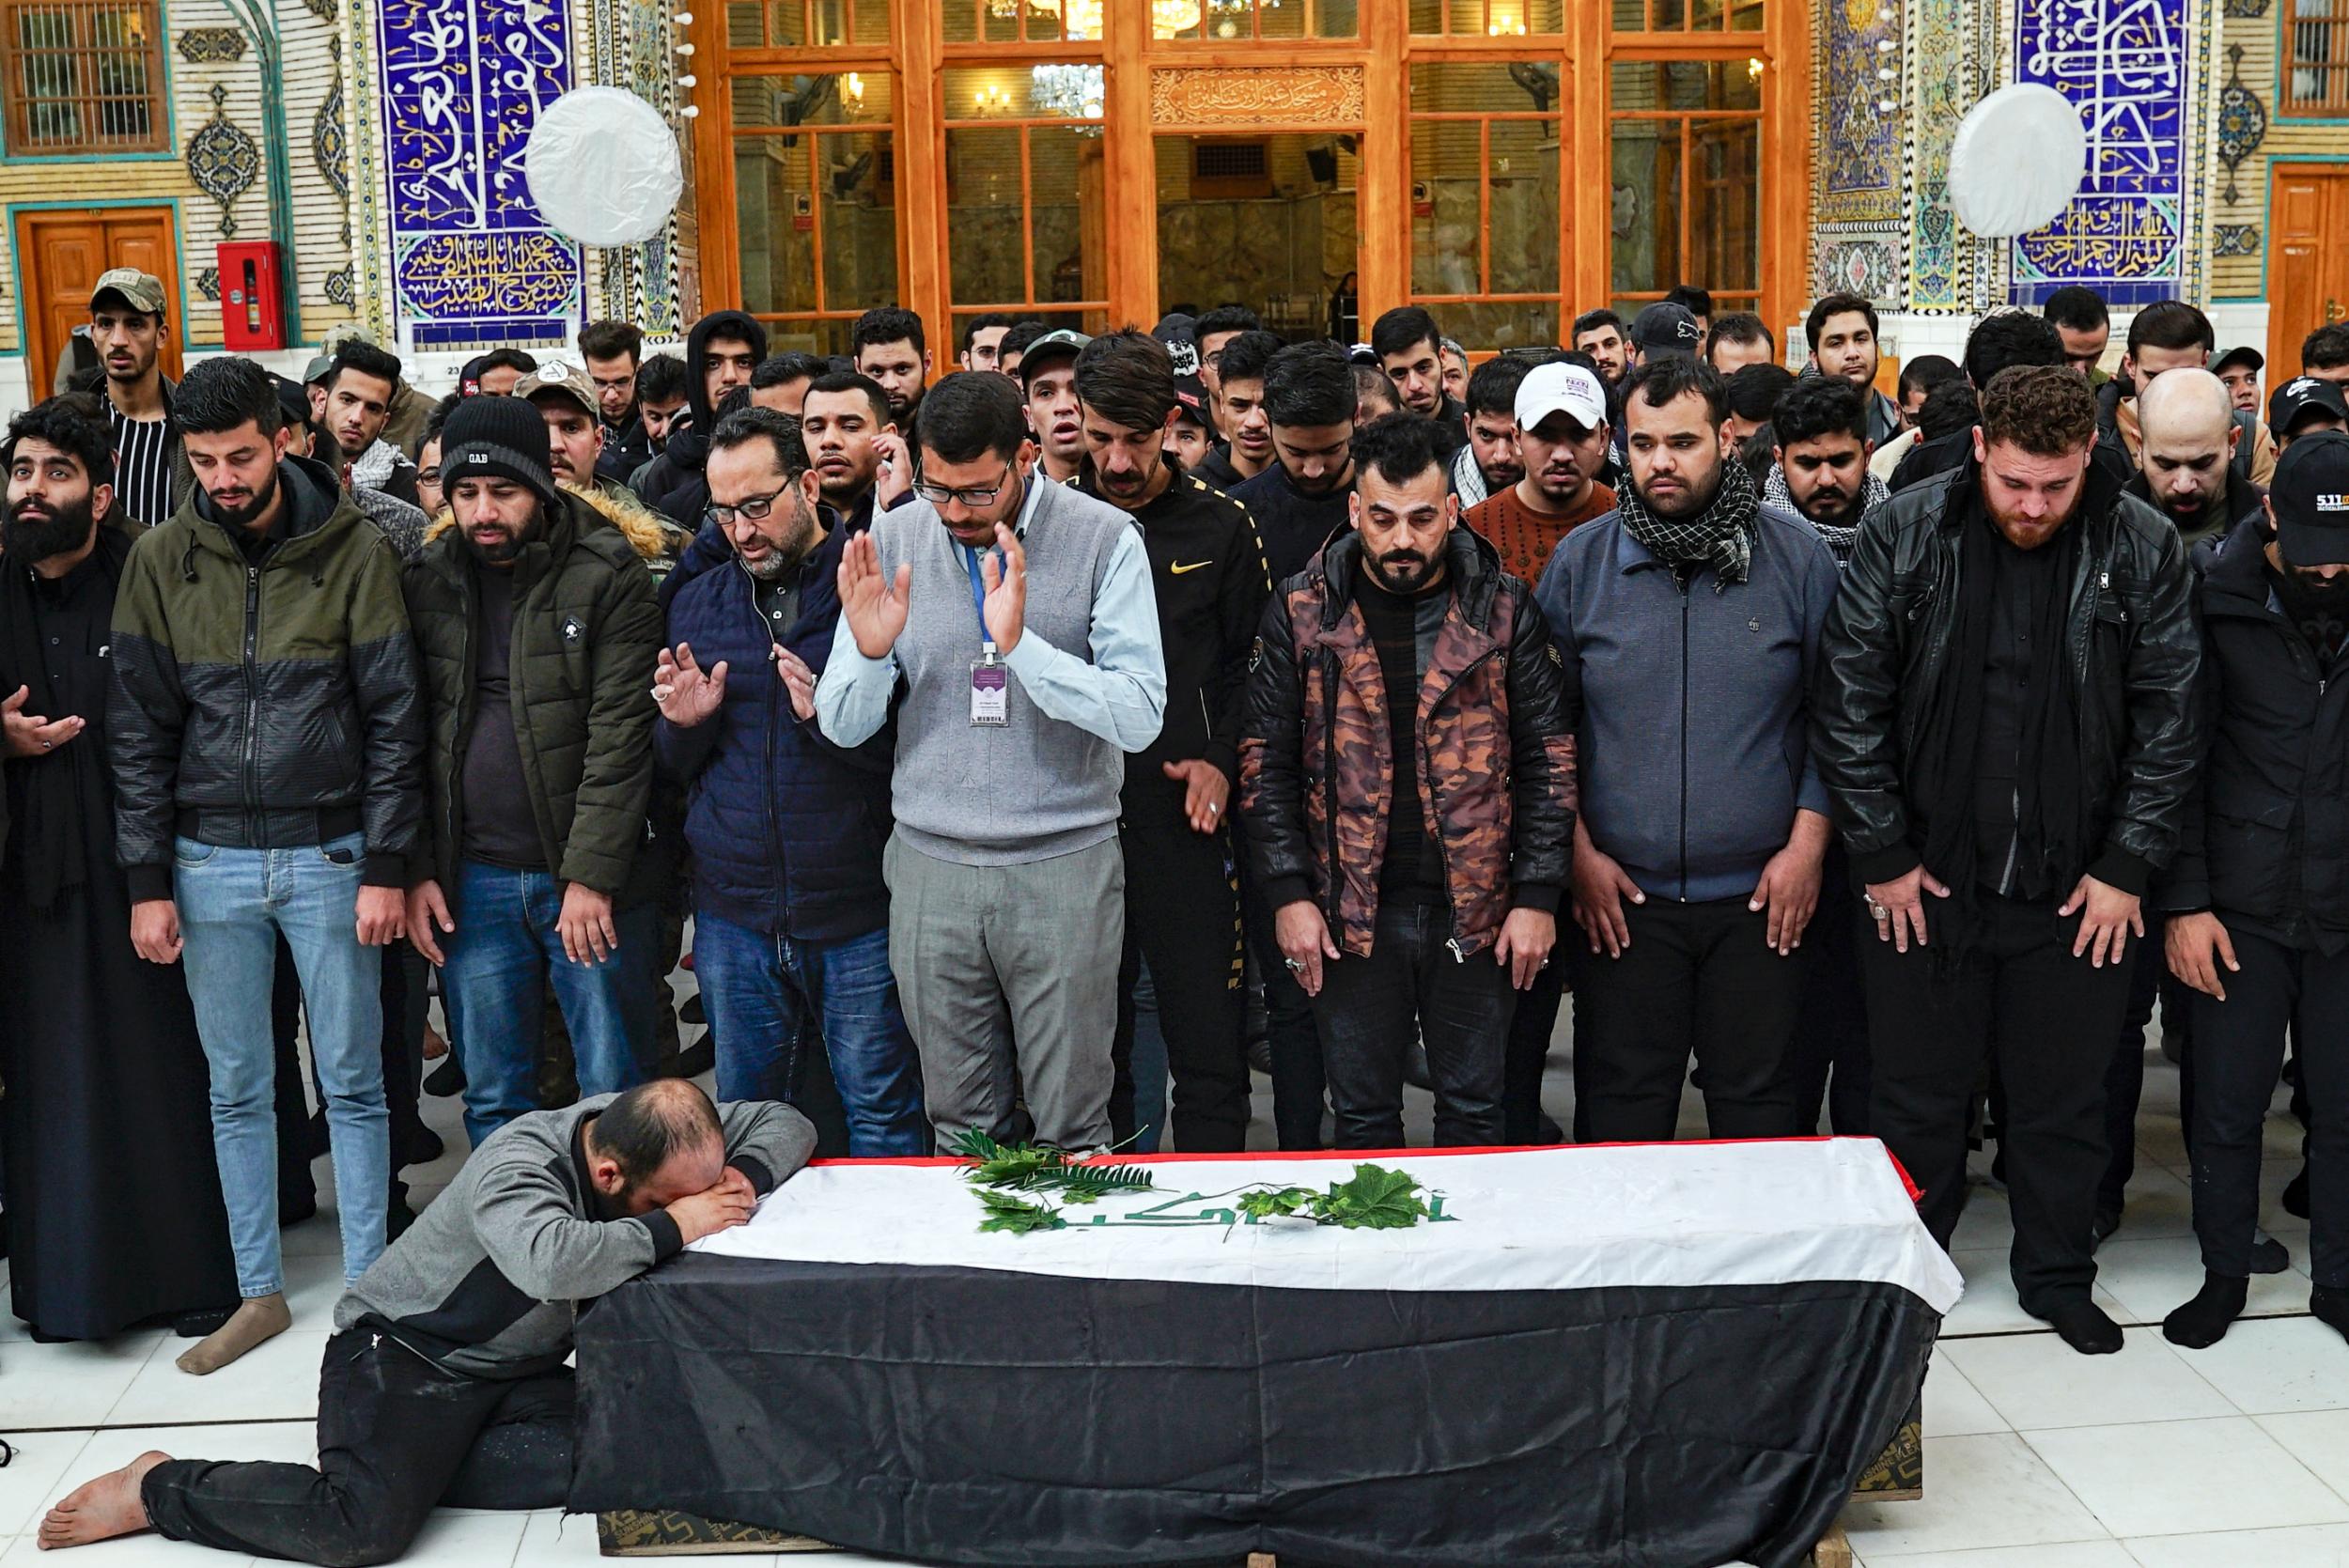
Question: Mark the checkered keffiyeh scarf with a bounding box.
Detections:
[1763,462,1889,567]
[1617,453,1762,592]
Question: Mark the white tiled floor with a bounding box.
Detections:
[1,1036,2340,1566]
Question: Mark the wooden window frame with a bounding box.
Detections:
[941,96,1110,319]
[0,0,166,157]
[1604,53,1764,314]
[2282,0,2349,117]
[728,66,900,336]
[1405,72,1565,343]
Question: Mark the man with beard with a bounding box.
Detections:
[2097,301,2275,486]
[1813,365,2201,1356]
[816,370,1165,1152]
[1451,355,1528,509]
[1804,293,1904,448]
[1573,309,1632,392]
[0,396,239,1343]
[635,310,769,526]
[799,369,906,534]
[400,397,662,1145]
[1766,375,1890,564]
[1468,362,1617,585]
[656,410,924,1156]
[1371,306,1467,458]
[2129,367,2267,553]
[1233,341,1358,582]
[1190,329,1281,494]
[1242,412,1574,1149]
[110,355,422,1374]
[960,312,1017,376]
[1073,330,1268,1153]
[2159,432,2349,1349]
[632,354,692,460]
[1019,329,1090,484]
[81,269,190,526]
[318,339,423,508]
[852,306,932,440]
[1537,355,1837,1146]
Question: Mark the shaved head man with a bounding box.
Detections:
[2133,367,2254,549]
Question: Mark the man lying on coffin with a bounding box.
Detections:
[38,1079,814,1566]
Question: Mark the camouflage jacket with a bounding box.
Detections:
[1239,526,1577,959]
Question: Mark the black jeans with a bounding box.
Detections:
[1863,893,2133,1313]
[1501,961,1567,1143]
[1310,899,1513,1148]
[1112,824,1252,1152]
[2097,927,2200,1212]
[1789,853,1873,1136]
[1241,868,1327,1149]
[1571,896,1807,1142]
[2188,926,2349,1287]
[143,1327,573,1566]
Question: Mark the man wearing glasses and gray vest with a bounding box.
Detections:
[817,371,1166,1152]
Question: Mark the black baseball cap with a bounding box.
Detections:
[1632,302,1702,359]
[1171,375,1210,428]
[1017,328,1089,388]
[2215,344,2264,378]
[2272,429,2349,568]
[2270,374,2349,441]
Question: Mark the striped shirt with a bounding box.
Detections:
[107,400,174,527]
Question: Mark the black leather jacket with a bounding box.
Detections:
[1811,457,2203,896]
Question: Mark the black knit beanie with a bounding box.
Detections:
[440,393,561,507]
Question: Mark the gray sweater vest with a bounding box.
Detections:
[872,479,1135,865]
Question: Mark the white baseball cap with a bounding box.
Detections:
[1515,362,1609,434]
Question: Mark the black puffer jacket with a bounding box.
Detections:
[1812,456,2203,893]
[632,311,768,526]
[2160,518,2349,939]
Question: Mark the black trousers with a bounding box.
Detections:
[2189,926,2349,1287]
[1112,824,1252,1152]
[1240,867,1327,1150]
[1501,961,1567,1144]
[2096,928,2201,1212]
[1310,899,1513,1148]
[144,1327,573,1566]
[1863,893,2133,1312]
[1789,854,1873,1136]
[1571,896,1807,1142]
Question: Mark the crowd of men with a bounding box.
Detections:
[7,267,2349,1529]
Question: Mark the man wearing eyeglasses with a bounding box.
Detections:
[816,370,1168,1152]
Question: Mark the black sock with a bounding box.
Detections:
[2046,1296,2123,1355]
[2250,1234,2291,1275]
[2313,1285,2349,1344]
[2285,1167,2311,1220]
[2163,1271,2248,1349]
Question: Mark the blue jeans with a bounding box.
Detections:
[175,832,389,1295]
[693,907,928,1156]
[439,861,655,1147]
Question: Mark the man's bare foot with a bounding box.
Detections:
[37,1450,170,1550]
[175,1292,289,1375]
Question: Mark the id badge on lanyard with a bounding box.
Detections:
[966,546,1008,727]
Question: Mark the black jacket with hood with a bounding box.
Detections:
[632,311,768,527]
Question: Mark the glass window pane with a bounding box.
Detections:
[1609,117,1682,295]
[763,319,861,356]
[1259,0,1306,39]
[731,71,893,131]
[808,0,845,42]
[1445,0,1563,32]
[851,0,889,42]
[948,127,1026,304]
[1688,119,1758,292]
[1031,124,1104,303]
[1611,58,1758,113]
[1410,118,1482,296]
[769,0,805,43]
[1153,0,1204,38]
[1315,0,1360,36]
[724,1,762,48]
[1158,132,1357,335]
[1412,58,1562,113]
[1730,0,1763,29]
[944,0,978,42]
[734,135,817,316]
[1408,0,1444,32]
[1430,301,1560,352]
[819,129,898,309]
[1488,116,1559,295]
[944,64,1102,119]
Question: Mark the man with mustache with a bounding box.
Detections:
[2159,432,2349,1350]
[1536,354,1838,1149]
[0,395,239,1345]
[1188,329,1282,495]
[1242,412,1575,1150]
[1466,361,1617,585]
[107,355,424,1374]
[79,270,191,527]
[798,370,904,535]
[399,396,664,1146]
[1813,365,2202,1357]
[1449,355,1528,510]
[1073,329,1269,1153]
[1765,374,1890,565]
[2128,367,2268,553]
[1231,341,1359,584]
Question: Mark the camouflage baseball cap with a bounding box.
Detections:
[90,268,165,316]
[515,360,601,421]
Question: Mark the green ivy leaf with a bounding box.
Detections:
[973,1188,1065,1234]
[1316,1164,1430,1230]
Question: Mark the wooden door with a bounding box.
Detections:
[2268,166,2349,377]
[13,206,184,395]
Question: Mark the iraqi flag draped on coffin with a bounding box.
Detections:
[570,1138,1962,1568]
